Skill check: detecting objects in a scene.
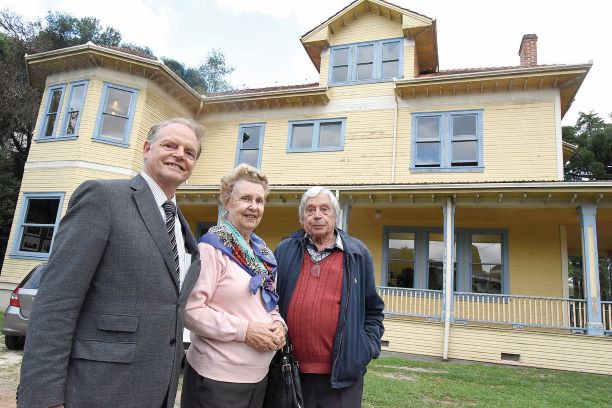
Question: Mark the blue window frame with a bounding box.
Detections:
[11,193,65,260]
[93,83,138,146]
[411,110,483,172]
[38,84,66,139]
[287,118,346,152]
[60,80,89,138]
[235,123,265,168]
[329,38,403,85]
[382,227,508,294]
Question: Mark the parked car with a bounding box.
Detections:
[2,264,46,350]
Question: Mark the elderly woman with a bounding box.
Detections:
[182,164,286,408]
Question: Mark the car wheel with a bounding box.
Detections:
[4,335,25,350]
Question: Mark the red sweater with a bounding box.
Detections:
[287,250,344,374]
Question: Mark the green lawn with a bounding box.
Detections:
[363,356,611,407]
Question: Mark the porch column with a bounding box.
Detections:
[217,203,224,225]
[442,196,456,360]
[338,201,351,232]
[578,205,604,336]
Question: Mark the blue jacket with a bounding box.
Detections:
[274,229,385,389]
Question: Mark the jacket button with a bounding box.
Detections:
[169,338,176,346]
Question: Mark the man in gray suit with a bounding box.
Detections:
[18,118,205,408]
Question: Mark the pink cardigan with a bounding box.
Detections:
[184,242,285,383]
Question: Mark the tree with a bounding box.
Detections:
[162,48,234,94]
[563,111,612,180]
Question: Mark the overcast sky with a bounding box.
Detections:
[2,0,609,125]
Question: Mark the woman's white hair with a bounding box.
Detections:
[298,186,340,223]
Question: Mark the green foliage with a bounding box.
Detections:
[162,49,234,94]
[563,111,612,180]
[36,12,121,50]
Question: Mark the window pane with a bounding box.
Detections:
[20,226,54,253]
[357,63,373,80]
[49,90,62,113]
[471,234,502,264]
[100,114,128,140]
[25,199,60,224]
[382,42,399,61]
[104,88,132,117]
[452,141,478,163]
[428,233,457,290]
[238,149,259,168]
[333,48,349,66]
[357,45,373,63]
[66,111,79,135]
[472,264,502,294]
[388,232,415,261]
[453,115,477,137]
[388,261,415,288]
[387,232,415,288]
[319,122,342,147]
[44,114,57,137]
[382,60,399,78]
[471,234,502,294]
[332,66,348,82]
[69,85,85,111]
[240,127,260,149]
[416,117,439,140]
[415,142,440,166]
[290,124,314,148]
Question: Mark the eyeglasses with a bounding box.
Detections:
[304,206,332,217]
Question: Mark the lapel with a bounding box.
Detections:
[131,175,179,291]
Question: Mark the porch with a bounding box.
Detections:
[378,286,612,334]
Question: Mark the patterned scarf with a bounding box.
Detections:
[198,219,279,312]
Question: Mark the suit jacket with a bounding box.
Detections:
[18,174,200,408]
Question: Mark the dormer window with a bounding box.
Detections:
[329,38,402,85]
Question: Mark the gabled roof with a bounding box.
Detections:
[300,0,438,74]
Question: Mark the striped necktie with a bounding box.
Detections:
[162,201,180,281]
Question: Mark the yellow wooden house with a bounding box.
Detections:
[3,0,612,374]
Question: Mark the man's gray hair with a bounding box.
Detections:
[146,118,205,158]
[298,186,340,223]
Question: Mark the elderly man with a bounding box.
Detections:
[274,186,384,407]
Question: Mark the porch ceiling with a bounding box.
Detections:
[177,183,612,209]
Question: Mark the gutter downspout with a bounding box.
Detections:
[442,196,456,360]
[391,79,399,183]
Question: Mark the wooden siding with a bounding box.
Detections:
[28,69,189,174]
[330,12,403,46]
[2,167,132,283]
[382,317,612,375]
[394,95,559,183]
[402,40,416,79]
[194,92,560,185]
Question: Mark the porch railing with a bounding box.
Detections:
[377,287,588,331]
[453,292,587,330]
[377,287,442,319]
[603,301,612,334]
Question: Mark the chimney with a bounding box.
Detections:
[519,34,538,67]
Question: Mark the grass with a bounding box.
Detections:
[363,356,612,407]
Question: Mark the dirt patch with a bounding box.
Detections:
[370,370,416,381]
[422,397,477,407]
[0,341,21,408]
[376,364,447,374]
